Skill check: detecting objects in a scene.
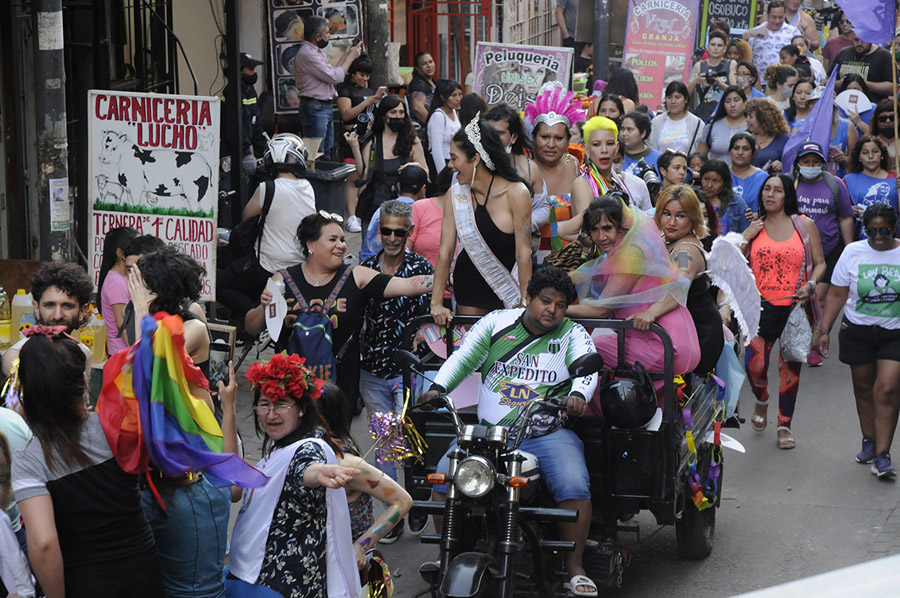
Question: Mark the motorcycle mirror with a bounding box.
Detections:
[568,353,604,378]
[393,350,423,372]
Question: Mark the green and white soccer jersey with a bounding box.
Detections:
[432,308,598,428]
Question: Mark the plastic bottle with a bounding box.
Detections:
[92,311,108,364]
[78,305,107,365]
[11,289,34,340]
[0,286,11,351]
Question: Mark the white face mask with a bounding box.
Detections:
[798,165,822,180]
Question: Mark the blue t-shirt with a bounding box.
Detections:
[623,149,661,177]
[358,195,417,262]
[753,133,789,171]
[844,172,899,238]
[731,169,768,213]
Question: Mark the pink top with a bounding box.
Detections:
[409,198,444,267]
[100,270,131,354]
[293,41,345,101]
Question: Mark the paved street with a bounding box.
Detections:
[227,233,900,596]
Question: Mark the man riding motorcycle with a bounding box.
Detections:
[419,266,600,597]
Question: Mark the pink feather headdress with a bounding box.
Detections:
[524,81,586,132]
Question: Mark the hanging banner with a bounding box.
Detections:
[622,0,702,109]
[87,90,220,300]
[269,0,364,114]
[472,42,575,112]
[699,0,757,43]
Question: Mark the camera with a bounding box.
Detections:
[705,72,719,86]
[634,158,661,198]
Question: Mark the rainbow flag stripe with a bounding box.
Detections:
[99,313,267,489]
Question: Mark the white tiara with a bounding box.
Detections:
[533,111,571,129]
[465,113,495,171]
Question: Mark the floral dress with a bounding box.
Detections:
[257,440,328,598]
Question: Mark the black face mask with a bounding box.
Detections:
[386,118,405,132]
[881,124,897,139]
[241,72,258,86]
[316,38,329,49]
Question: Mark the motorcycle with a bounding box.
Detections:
[401,316,729,595]
[396,349,604,598]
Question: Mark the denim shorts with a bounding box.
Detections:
[434,427,590,502]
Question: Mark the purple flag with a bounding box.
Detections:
[835,0,894,45]
[782,67,839,174]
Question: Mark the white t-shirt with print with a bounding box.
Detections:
[832,240,900,328]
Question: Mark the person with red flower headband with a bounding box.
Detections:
[227,353,361,598]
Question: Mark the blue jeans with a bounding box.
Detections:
[142,476,232,598]
[299,98,335,156]
[434,428,590,502]
[359,370,405,481]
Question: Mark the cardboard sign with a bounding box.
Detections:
[472,42,574,112]
[622,0,703,108]
[87,90,220,299]
[700,0,756,41]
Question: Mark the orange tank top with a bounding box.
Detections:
[749,227,806,306]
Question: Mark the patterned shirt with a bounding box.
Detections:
[432,309,598,433]
[258,439,328,598]
[360,249,434,377]
[749,23,802,75]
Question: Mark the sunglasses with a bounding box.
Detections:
[878,115,895,123]
[664,148,688,158]
[866,227,893,238]
[318,210,344,223]
[380,226,409,238]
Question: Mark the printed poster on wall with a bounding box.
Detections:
[622,0,702,109]
[87,90,220,300]
[472,43,574,112]
[269,0,364,114]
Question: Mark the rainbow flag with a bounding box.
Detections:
[98,313,267,489]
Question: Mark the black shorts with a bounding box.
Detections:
[838,318,900,365]
[822,243,843,285]
[757,301,794,343]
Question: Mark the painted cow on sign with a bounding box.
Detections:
[98,131,212,209]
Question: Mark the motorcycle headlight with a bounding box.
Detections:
[454,456,495,498]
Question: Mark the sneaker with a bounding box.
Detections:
[856,437,876,464]
[408,511,428,535]
[346,215,362,233]
[379,519,404,544]
[871,452,897,478]
[807,346,823,367]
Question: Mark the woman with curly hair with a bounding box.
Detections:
[845,136,899,238]
[127,246,238,598]
[745,97,790,172]
[726,38,754,65]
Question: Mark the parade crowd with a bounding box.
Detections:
[2,2,900,597]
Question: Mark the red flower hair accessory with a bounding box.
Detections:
[245,352,324,400]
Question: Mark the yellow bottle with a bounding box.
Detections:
[92,311,108,364]
[0,286,11,351]
[11,289,35,339]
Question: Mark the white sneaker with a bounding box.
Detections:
[346,215,362,233]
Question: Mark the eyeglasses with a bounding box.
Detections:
[254,402,297,415]
[318,210,344,223]
[866,227,893,238]
[380,227,409,238]
[878,115,895,123]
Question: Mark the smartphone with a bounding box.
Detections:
[377,86,387,96]
[209,339,234,389]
